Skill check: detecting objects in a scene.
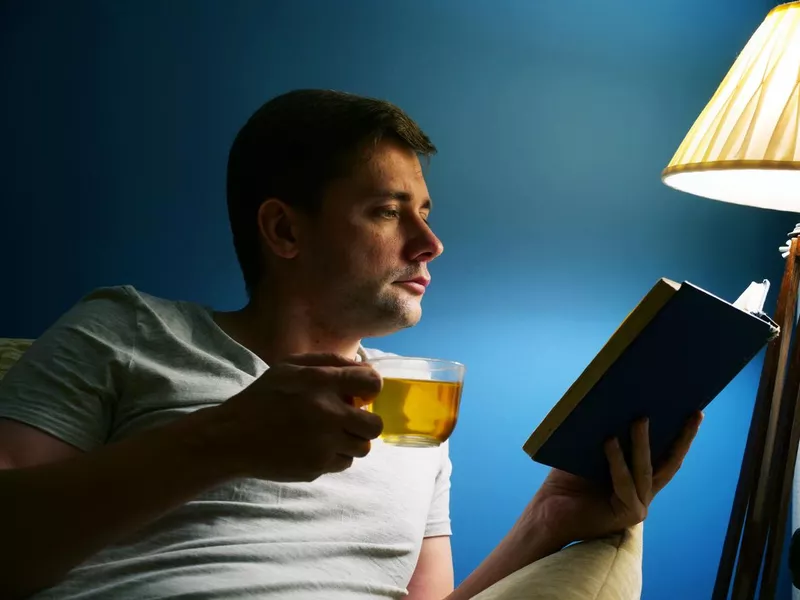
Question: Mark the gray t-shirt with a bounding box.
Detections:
[0,286,452,599]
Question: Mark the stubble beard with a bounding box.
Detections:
[338,280,422,338]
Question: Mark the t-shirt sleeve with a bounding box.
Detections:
[425,441,453,537]
[0,286,137,452]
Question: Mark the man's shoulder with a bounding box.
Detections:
[68,285,208,325]
[46,285,141,336]
[68,284,167,311]
[42,285,213,352]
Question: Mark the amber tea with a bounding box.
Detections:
[364,357,465,447]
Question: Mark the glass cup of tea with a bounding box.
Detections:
[362,356,466,448]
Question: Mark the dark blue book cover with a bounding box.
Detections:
[523,279,779,484]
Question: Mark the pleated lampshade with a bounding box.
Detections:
[662,2,800,211]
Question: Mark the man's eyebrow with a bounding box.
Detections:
[370,190,433,210]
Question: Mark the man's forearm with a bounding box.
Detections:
[445,514,565,600]
[0,406,233,599]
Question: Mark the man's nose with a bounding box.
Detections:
[406,218,444,263]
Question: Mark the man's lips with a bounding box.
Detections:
[394,277,430,295]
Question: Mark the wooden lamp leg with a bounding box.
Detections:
[761,239,800,596]
[713,231,800,600]
[761,367,800,597]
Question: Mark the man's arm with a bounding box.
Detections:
[406,537,454,600]
[0,410,234,599]
[0,354,384,600]
[444,517,564,599]
[408,415,703,600]
[406,517,562,600]
[0,419,82,469]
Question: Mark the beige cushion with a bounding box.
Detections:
[473,523,643,600]
[0,338,34,381]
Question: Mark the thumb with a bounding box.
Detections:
[284,353,362,368]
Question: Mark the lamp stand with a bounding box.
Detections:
[713,224,800,600]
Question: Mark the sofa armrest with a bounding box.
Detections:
[0,338,35,381]
[472,523,643,600]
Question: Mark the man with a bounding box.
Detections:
[0,89,701,599]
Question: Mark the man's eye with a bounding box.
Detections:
[379,208,400,219]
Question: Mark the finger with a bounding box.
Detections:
[653,411,703,493]
[605,437,639,506]
[326,454,354,474]
[343,409,384,441]
[285,353,362,368]
[337,434,372,459]
[331,366,383,398]
[631,418,653,503]
[281,364,382,397]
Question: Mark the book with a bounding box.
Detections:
[523,278,780,484]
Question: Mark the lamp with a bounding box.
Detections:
[662,3,800,599]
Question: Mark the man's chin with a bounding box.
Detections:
[364,304,422,337]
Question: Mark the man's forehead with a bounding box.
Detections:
[355,142,427,189]
[324,139,430,206]
[363,142,423,174]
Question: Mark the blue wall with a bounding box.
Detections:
[1,0,793,597]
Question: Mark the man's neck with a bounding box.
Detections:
[213,294,362,367]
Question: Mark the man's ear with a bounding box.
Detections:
[256,198,302,259]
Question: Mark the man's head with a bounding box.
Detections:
[226,89,443,339]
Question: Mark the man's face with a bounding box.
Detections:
[296,139,444,338]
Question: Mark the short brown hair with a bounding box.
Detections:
[226,89,437,296]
